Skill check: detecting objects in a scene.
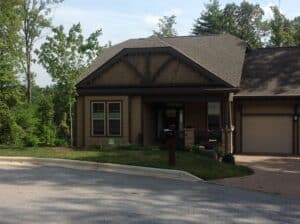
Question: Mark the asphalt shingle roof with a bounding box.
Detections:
[78,34,247,87]
[237,47,300,97]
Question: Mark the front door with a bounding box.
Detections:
[164,104,184,131]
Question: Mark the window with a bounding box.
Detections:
[92,102,105,136]
[107,102,121,136]
[208,102,221,131]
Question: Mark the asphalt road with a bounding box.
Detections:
[0,163,299,224]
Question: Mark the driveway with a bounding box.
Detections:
[0,163,299,223]
[213,155,300,197]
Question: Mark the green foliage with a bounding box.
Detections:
[268,6,295,47]
[222,153,235,165]
[153,15,177,37]
[20,0,63,102]
[36,92,56,146]
[192,0,265,47]
[13,103,39,146]
[36,23,103,145]
[192,0,224,35]
[0,102,16,144]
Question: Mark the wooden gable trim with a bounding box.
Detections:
[122,57,144,81]
[151,56,174,82]
[76,47,234,88]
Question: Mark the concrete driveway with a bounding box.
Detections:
[0,163,299,224]
[213,155,300,198]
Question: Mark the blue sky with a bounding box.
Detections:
[35,0,300,87]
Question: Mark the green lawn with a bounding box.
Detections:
[0,146,253,180]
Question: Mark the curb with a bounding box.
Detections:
[0,157,203,182]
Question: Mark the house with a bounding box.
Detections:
[75,34,300,155]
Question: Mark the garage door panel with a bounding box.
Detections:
[242,116,293,154]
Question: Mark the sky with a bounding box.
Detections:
[34,0,300,87]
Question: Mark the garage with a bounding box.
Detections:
[242,115,293,154]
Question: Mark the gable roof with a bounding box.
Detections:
[237,47,300,97]
[77,34,247,87]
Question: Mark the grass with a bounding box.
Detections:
[0,146,253,180]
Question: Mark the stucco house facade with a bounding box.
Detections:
[75,34,300,155]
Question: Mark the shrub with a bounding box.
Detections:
[0,102,15,144]
[222,153,235,165]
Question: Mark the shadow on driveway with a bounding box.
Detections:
[0,164,299,224]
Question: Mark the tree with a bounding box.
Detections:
[223,1,265,48]
[192,1,265,48]
[20,0,63,102]
[37,23,103,145]
[0,0,23,108]
[192,0,224,35]
[292,16,300,46]
[153,15,177,37]
[268,6,295,47]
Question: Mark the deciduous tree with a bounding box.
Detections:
[37,23,103,145]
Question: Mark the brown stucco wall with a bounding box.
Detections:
[142,103,156,146]
[76,95,129,147]
[92,61,140,86]
[76,96,84,147]
[130,96,142,144]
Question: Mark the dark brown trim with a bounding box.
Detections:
[128,96,132,143]
[240,104,243,153]
[141,97,144,145]
[122,57,144,81]
[89,100,123,138]
[242,113,294,116]
[151,56,174,82]
[90,101,106,137]
[82,96,86,147]
[77,47,234,88]
[235,96,300,101]
[74,100,77,147]
[77,86,237,96]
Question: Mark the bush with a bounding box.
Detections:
[0,102,15,144]
[54,138,69,147]
[222,153,235,165]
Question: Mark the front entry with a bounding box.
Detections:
[155,103,184,142]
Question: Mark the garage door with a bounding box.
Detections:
[242,116,293,154]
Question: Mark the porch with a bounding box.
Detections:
[141,94,234,152]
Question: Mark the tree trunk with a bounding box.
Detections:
[69,103,73,147]
[26,65,31,102]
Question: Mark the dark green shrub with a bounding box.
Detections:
[222,153,235,165]
[0,102,15,144]
[54,138,69,147]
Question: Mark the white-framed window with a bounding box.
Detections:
[91,102,105,136]
[207,102,221,131]
[107,102,122,136]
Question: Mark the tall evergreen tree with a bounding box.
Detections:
[192,0,224,35]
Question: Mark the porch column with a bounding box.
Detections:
[223,93,234,154]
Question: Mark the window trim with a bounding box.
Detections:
[207,101,221,131]
[107,101,122,137]
[91,101,106,136]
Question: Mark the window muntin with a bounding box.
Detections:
[91,102,105,136]
[107,102,121,136]
[208,102,221,131]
